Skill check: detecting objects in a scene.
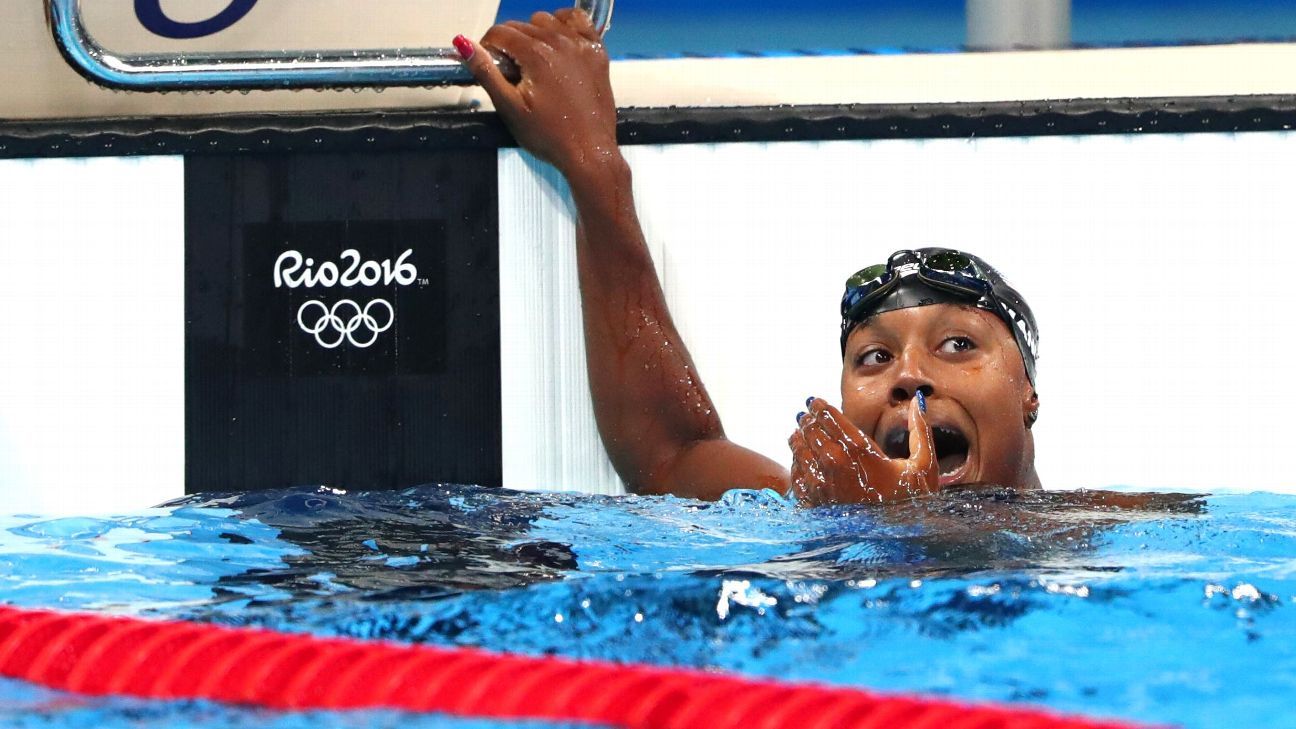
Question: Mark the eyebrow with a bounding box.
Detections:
[853,305,991,341]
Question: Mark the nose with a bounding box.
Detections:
[889,351,935,405]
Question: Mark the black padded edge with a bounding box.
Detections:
[3,95,1296,159]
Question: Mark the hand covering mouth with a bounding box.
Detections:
[881,423,971,478]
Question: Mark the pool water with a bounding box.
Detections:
[0,678,586,729]
[2,485,1294,728]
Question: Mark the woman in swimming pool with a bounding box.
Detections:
[453,11,1042,505]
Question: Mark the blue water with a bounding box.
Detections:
[2,485,1295,728]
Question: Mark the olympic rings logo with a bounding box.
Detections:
[296,299,394,349]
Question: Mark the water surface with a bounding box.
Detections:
[2,485,1294,728]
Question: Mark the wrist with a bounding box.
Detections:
[560,145,630,195]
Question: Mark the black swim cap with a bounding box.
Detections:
[839,248,1039,384]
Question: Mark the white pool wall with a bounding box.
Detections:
[0,156,185,513]
[501,132,1296,495]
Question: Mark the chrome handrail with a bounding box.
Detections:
[46,0,613,91]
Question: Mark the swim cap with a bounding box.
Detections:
[839,248,1039,384]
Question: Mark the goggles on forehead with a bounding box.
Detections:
[840,249,990,321]
[839,248,1039,384]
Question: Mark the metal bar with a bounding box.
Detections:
[45,0,614,91]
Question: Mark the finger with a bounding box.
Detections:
[788,430,828,505]
[809,398,887,462]
[555,7,601,41]
[905,397,935,466]
[788,429,816,469]
[905,397,939,485]
[798,411,885,504]
[455,35,523,110]
[482,23,554,72]
[812,405,887,490]
[529,10,572,45]
[506,18,563,52]
[790,426,835,485]
[796,408,839,462]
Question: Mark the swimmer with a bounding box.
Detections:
[454,11,1042,505]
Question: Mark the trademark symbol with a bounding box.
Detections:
[418,277,430,286]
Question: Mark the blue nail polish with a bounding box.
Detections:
[806,397,815,408]
[796,411,806,423]
[916,391,927,414]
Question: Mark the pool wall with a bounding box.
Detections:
[500,128,1296,495]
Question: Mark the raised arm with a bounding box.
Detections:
[455,11,790,499]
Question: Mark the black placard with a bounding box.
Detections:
[185,150,501,493]
[241,220,447,377]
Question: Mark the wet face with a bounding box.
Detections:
[840,303,1040,490]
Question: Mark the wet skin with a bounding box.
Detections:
[787,304,1040,506]
[840,304,1041,493]
[458,11,1034,505]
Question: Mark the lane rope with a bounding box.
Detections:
[0,605,1140,729]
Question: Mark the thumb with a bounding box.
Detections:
[907,394,938,479]
[453,35,522,110]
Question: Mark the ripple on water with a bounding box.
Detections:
[1,485,1294,728]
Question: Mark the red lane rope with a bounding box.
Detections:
[0,605,1140,729]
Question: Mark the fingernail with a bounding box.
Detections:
[806,396,815,408]
[453,35,475,60]
[796,411,806,423]
[916,390,927,414]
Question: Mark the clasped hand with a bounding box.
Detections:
[789,397,940,505]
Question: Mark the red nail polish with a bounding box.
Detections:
[452,35,474,60]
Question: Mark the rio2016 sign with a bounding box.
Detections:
[135,0,258,39]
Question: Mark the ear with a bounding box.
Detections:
[1023,389,1040,429]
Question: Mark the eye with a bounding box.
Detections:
[939,336,976,354]
[856,348,893,367]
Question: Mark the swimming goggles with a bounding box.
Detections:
[839,248,1039,383]
[840,249,992,322]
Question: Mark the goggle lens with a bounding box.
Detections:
[845,263,888,289]
[922,250,973,273]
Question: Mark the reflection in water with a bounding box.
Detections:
[173,484,1203,603]
[727,485,1204,582]
[188,487,578,602]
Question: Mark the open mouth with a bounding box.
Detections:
[882,425,971,481]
